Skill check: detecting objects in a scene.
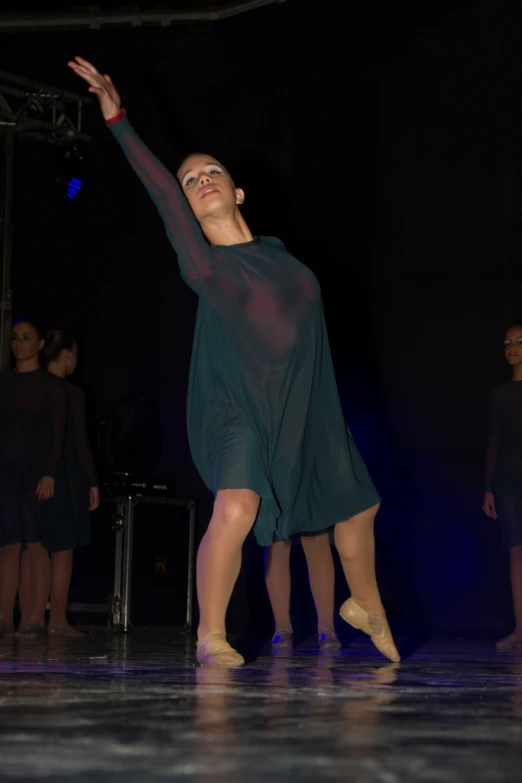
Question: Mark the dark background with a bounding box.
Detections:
[0,0,520,638]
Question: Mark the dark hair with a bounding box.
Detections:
[506,320,522,332]
[41,328,76,366]
[176,151,231,179]
[12,316,48,341]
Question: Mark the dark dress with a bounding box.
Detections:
[41,382,98,554]
[0,369,67,547]
[485,381,522,548]
[109,116,380,545]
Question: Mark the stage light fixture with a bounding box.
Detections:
[56,142,87,201]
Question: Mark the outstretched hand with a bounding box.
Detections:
[68,56,121,121]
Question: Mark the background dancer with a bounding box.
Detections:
[483,320,522,650]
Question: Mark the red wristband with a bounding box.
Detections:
[106,108,126,126]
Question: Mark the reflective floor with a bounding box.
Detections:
[0,629,521,782]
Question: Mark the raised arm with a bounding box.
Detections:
[68,57,211,292]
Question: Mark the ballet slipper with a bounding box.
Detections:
[339,597,401,663]
[196,631,245,668]
[271,629,293,649]
[496,631,522,650]
[48,624,85,638]
[16,621,46,639]
[318,628,341,650]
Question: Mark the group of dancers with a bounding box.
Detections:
[0,56,518,666]
[0,319,98,638]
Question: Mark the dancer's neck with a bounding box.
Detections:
[201,211,254,247]
[15,358,40,373]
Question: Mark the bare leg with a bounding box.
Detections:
[336,504,400,662]
[18,550,32,625]
[497,544,522,648]
[0,543,21,628]
[49,550,73,627]
[196,488,260,641]
[25,543,51,626]
[334,504,383,615]
[265,540,292,631]
[512,545,522,632]
[301,533,336,632]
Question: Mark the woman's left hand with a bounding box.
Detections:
[89,487,100,511]
[36,476,55,501]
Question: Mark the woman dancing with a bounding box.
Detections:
[69,56,399,666]
[483,321,522,649]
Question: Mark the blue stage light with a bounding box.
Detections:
[56,144,86,201]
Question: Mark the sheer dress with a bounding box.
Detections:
[109,116,380,544]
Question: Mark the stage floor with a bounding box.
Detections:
[0,629,520,782]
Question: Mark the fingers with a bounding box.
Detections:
[74,56,98,74]
[72,68,101,88]
[68,61,106,90]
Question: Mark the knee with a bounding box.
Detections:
[0,543,21,561]
[26,542,48,555]
[511,544,522,563]
[211,490,260,536]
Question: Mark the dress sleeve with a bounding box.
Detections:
[485,391,498,493]
[71,387,98,487]
[45,378,68,478]
[108,114,212,292]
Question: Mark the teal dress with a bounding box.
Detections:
[109,116,380,545]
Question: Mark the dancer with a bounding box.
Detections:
[0,318,67,637]
[69,56,400,666]
[483,320,522,649]
[266,534,340,649]
[18,329,100,636]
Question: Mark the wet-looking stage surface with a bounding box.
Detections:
[0,629,521,782]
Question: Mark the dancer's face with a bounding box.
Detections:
[10,322,43,363]
[504,326,522,367]
[178,154,244,224]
